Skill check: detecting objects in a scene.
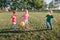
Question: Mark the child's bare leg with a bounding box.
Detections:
[26,23,28,28]
[25,23,29,29]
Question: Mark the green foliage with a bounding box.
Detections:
[20,0,45,10]
[0,0,6,7]
[0,0,45,10]
[33,0,44,9]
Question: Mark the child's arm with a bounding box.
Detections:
[53,18,58,23]
[20,16,22,18]
[28,14,31,18]
[44,16,46,18]
[11,16,12,21]
[42,15,46,18]
[20,14,24,18]
[43,14,48,18]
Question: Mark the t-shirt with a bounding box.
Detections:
[11,14,17,23]
[22,13,29,20]
[46,14,54,22]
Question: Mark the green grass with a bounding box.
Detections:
[0,12,60,40]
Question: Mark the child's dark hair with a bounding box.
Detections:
[13,10,16,14]
[13,11,15,13]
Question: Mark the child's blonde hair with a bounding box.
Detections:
[25,9,28,14]
[48,10,53,14]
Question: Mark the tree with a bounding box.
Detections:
[32,0,45,10]
[11,0,19,10]
[0,0,45,11]
[0,0,7,12]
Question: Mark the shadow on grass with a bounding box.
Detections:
[0,28,51,33]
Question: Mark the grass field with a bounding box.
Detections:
[0,12,60,40]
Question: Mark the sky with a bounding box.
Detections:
[44,0,52,4]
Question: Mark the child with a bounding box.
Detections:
[11,11,17,32]
[21,9,29,29]
[46,10,57,30]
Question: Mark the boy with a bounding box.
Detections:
[11,11,17,32]
[46,10,57,30]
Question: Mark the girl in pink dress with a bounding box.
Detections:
[21,9,29,29]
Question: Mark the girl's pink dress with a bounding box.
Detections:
[22,13,29,21]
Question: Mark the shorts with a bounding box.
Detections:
[24,20,28,24]
[13,22,16,24]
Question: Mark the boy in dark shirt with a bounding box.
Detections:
[46,10,57,30]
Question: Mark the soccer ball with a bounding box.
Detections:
[20,22,25,26]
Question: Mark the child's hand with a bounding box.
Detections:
[54,18,58,24]
[20,17,21,18]
[29,16,31,18]
[55,21,58,24]
[41,16,45,18]
[20,16,23,18]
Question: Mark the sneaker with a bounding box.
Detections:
[50,28,52,30]
[14,30,16,32]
